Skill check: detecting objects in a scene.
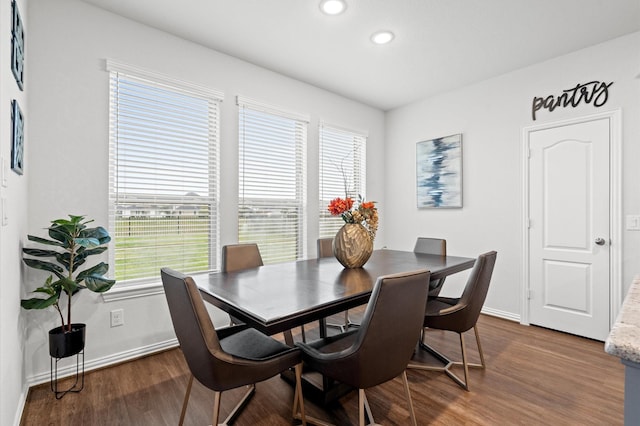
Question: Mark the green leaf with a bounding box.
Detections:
[84,275,116,292]
[58,277,79,295]
[21,295,60,310]
[22,248,61,257]
[23,258,64,276]
[26,235,64,247]
[81,226,111,244]
[48,225,72,245]
[74,237,100,249]
[82,246,108,256]
[76,262,109,282]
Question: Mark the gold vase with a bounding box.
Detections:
[333,223,373,268]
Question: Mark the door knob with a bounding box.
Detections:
[595,237,606,246]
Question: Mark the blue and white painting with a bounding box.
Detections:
[416,134,462,208]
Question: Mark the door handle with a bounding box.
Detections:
[595,237,606,246]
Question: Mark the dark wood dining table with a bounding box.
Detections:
[192,249,475,337]
[191,249,475,403]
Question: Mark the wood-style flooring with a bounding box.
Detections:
[20,313,624,425]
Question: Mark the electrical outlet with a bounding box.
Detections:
[110,309,124,327]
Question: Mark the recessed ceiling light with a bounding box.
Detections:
[371,30,395,45]
[320,0,347,16]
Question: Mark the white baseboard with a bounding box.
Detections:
[13,385,29,426]
[481,306,521,323]
[26,338,179,388]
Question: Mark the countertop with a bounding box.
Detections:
[605,275,640,364]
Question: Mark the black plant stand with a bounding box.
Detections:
[50,350,84,399]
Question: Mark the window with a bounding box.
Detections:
[108,60,222,285]
[319,123,367,238]
[237,96,308,264]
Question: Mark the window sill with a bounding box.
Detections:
[102,281,164,302]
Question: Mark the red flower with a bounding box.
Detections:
[360,201,375,210]
[328,197,354,215]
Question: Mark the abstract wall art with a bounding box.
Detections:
[416,134,462,208]
[11,0,25,90]
[12,100,24,175]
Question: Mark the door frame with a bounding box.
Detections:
[521,109,622,331]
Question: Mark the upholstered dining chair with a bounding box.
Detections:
[408,251,497,391]
[160,268,306,426]
[318,238,360,333]
[221,243,264,327]
[222,243,264,273]
[296,269,431,426]
[414,237,447,298]
[222,243,308,342]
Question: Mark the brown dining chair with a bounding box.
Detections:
[222,243,264,327]
[296,269,431,426]
[414,237,447,298]
[223,243,308,342]
[409,251,497,391]
[222,243,264,273]
[160,268,306,426]
[318,238,360,332]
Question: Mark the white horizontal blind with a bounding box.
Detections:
[319,124,367,238]
[108,65,221,284]
[238,98,307,264]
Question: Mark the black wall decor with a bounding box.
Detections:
[531,80,613,121]
[12,100,24,175]
[11,0,25,90]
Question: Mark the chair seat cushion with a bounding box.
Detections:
[303,329,359,355]
[220,328,294,361]
[426,297,459,315]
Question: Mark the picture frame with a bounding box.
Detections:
[416,133,462,208]
[12,100,24,175]
[11,0,25,90]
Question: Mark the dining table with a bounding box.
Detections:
[190,248,476,403]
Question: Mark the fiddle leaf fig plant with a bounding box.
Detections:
[21,215,116,333]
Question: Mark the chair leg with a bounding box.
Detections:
[212,390,222,426]
[409,327,486,392]
[401,371,417,426]
[358,389,366,426]
[474,325,486,368]
[293,364,307,425]
[221,384,255,425]
[178,374,194,426]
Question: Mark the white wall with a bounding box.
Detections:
[384,32,640,319]
[1,0,30,423]
[22,0,384,389]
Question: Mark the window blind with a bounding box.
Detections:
[319,124,367,238]
[237,97,307,264]
[108,62,222,284]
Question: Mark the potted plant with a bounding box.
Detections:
[21,215,116,358]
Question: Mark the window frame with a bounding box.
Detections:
[105,60,223,300]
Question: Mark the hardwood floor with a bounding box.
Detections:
[20,314,624,425]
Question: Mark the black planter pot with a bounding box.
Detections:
[48,323,86,358]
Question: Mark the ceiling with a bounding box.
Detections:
[80,0,640,111]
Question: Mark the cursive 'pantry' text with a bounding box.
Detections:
[532,80,613,121]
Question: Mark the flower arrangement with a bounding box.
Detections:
[328,195,378,241]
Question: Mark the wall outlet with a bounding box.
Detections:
[110,309,124,327]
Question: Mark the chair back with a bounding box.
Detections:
[414,237,447,296]
[317,238,333,258]
[344,269,431,389]
[446,251,497,332]
[222,243,264,273]
[414,237,446,256]
[161,268,224,387]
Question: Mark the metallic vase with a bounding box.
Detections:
[333,223,373,268]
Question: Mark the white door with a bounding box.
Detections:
[528,117,610,341]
